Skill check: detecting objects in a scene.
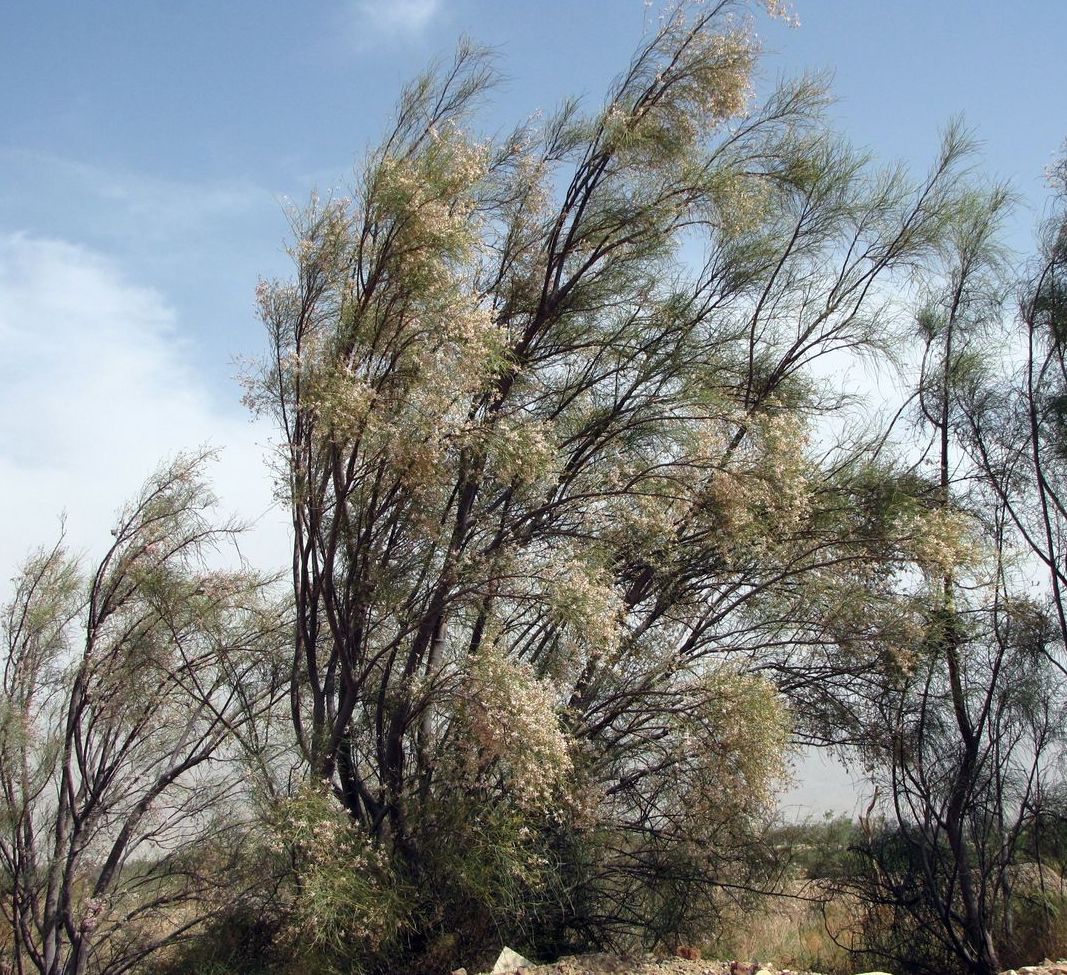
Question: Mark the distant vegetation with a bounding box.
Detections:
[3,1,1067,973]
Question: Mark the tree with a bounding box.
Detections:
[895,172,1013,975]
[850,153,1067,975]
[855,575,1066,975]
[246,0,983,961]
[0,453,285,975]
[962,149,1067,673]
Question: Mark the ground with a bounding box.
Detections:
[476,954,829,975]
[470,950,1067,975]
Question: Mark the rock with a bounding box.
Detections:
[852,971,894,975]
[676,946,701,960]
[492,946,532,974]
[731,963,757,975]
[451,969,468,975]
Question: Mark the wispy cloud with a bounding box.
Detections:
[355,0,441,35]
[0,235,286,587]
[0,149,271,246]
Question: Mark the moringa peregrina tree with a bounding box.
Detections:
[247,0,980,952]
[0,453,285,975]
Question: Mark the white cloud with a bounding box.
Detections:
[355,0,441,34]
[0,149,271,246]
[0,234,288,591]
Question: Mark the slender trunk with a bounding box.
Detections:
[938,297,1000,975]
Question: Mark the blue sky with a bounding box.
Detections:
[2,0,1065,813]
[2,1,1064,396]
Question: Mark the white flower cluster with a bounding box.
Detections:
[374,128,488,272]
[667,668,791,829]
[305,365,376,441]
[705,409,813,547]
[269,786,405,950]
[463,646,574,810]
[477,416,559,488]
[547,557,625,657]
[897,505,983,575]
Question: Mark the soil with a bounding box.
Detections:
[472,952,1067,975]
[477,955,819,975]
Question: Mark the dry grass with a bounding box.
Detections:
[713,868,1067,975]
[708,883,862,975]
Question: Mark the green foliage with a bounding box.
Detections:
[270,787,414,965]
[771,814,866,881]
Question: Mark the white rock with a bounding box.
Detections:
[492,946,532,974]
